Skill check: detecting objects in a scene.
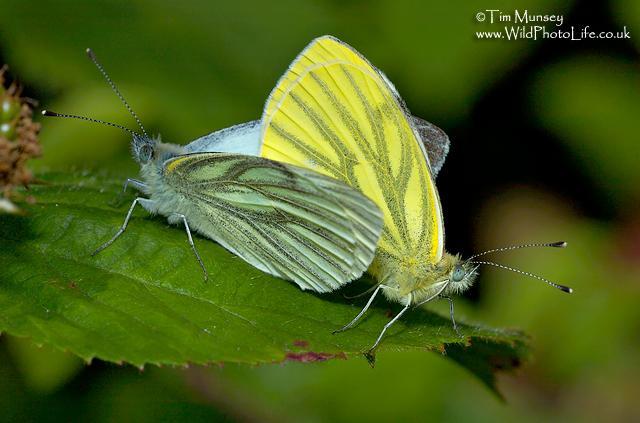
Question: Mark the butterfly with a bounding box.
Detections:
[196,36,572,362]
[43,48,384,294]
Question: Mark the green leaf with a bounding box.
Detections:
[0,171,528,393]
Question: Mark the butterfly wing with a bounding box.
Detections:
[410,116,450,177]
[162,152,383,292]
[260,36,444,271]
[183,116,449,176]
[378,70,451,178]
[184,120,261,155]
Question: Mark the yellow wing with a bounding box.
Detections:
[260,35,444,274]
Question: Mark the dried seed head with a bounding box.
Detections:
[0,65,41,199]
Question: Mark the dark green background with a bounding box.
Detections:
[1,0,639,421]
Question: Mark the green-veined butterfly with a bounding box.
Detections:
[43,48,384,294]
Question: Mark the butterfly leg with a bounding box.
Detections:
[440,295,461,336]
[92,197,156,256]
[170,213,208,282]
[333,285,382,334]
[364,293,413,366]
[342,283,379,300]
[123,178,147,193]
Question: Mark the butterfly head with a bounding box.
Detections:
[433,253,478,296]
[132,134,156,164]
[443,255,478,295]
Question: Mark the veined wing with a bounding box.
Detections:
[163,152,383,292]
[184,116,450,177]
[260,35,444,266]
[378,70,451,178]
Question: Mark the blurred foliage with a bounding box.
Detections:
[0,0,639,421]
[474,188,640,421]
[531,57,640,206]
[4,336,83,393]
[612,0,640,51]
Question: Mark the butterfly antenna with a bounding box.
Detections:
[42,110,140,137]
[85,48,149,139]
[468,241,567,260]
[469,260,573,293]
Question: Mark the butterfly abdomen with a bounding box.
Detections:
[371,251,462,304]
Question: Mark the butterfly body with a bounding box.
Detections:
[123,132,385,291]
[371,252,470,304]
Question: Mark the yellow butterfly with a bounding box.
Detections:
[256,36,571,359]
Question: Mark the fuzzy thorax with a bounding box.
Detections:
[372,252,477,305]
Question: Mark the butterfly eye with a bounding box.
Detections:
[138,144,153,163]
[451,265,466,282]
